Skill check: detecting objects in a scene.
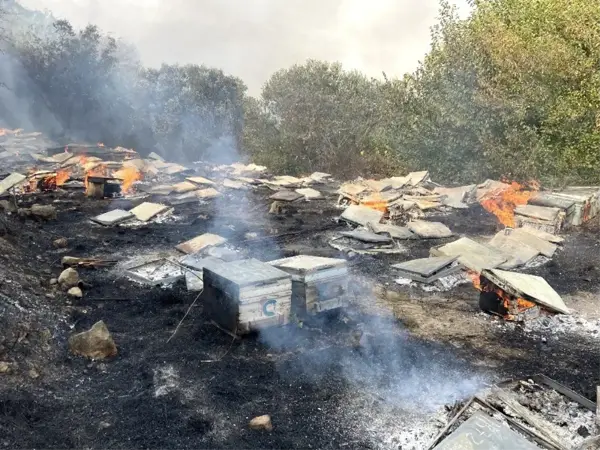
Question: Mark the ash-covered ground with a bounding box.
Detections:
[1,187,599,449]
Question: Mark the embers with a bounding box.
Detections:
[475,273,541,321]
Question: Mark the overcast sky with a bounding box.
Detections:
[17,0,470,93]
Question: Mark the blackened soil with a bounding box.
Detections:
[1,189,599,449]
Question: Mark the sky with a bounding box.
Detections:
[17,0,471,93]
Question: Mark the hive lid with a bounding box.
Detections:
[268,255,347,275]
[205,258,291,288]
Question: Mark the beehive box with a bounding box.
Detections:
[202,259,292,334]
[268,255,348,317]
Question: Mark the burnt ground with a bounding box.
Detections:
[0,187,599,449]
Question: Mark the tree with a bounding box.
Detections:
[397,0,600,184]
[243,60,403,178]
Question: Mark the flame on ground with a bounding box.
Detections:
[479,180,539,227]
[113,166,142,194]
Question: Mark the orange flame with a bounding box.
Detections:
[113,166,142,194]
[361,192,389,213]
[479,180,539,227]
[56,170,70,186]
[470,270,537,320]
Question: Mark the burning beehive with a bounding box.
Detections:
[476,269,569,321]
[268,255,348,317]
[479,180,539,228]
[202,259,292,334]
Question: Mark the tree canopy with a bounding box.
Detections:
[1,0,599,184]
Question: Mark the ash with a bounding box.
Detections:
[337,393,449,449]
[511,380,598,447]
[395,272,472,292]
[523,255,552,268]
[525,314,600,338]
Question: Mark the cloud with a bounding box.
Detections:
[17,0,470,93]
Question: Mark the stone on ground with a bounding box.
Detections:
[68,321,117,360]
[58,268,79,288]
[249,415,273,431]
[67,286,83,298]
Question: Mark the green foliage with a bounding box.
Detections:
[398,0,600,184]
[243,60,404,178]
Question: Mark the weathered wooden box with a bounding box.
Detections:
[202,259,292,334]
[268,255,348,317]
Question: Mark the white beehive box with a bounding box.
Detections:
[202,259,292,334]
[268,255,348,316]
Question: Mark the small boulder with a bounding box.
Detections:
[67,287,83,298]
[49,278,58,285]
[58,268,79,289]
[0,361,13,374]
[53,237,68,248]
[29,204,57,220]
[249,415,273,432]
[68,321,117,360]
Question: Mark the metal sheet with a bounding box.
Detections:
[368,223,416,239]
[408,220,453,238]
[483,269,569,314]
[339,230,393,243]
[91,209,134,226]
[432,237,507,273]
[0,172,26,195]
[433,411,539,450]
[507,228,558,258]
[129,202,170,222]
[488,232,540,268]
[392,256,458,277]
[206,259,291,289]
[269,190,303,202]
[340,205,384,227]
[175,233,227,254]
[514,205,562,222]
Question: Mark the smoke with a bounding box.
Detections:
[259,283,487,412]
[16,0,472,94]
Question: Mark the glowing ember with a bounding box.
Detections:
[113,166,142,194]
[479,180,539,227]
[471,271,537,320]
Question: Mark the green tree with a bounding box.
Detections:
[243,60,403,178]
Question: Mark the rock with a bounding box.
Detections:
[0,362,12,374]
[53,237,68,248]
[98,421,112,430]
[28,368,40,379]
[67,287,83,298]
[45,293,55,299]
[58,268,79,288]
[49,278,58,285]
[0,200,17,213]
[68,321,117,360]
[249,415,273,432]
[29,204,57,220]
[269,201,284,215]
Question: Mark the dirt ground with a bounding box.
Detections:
[0,187,599,449]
